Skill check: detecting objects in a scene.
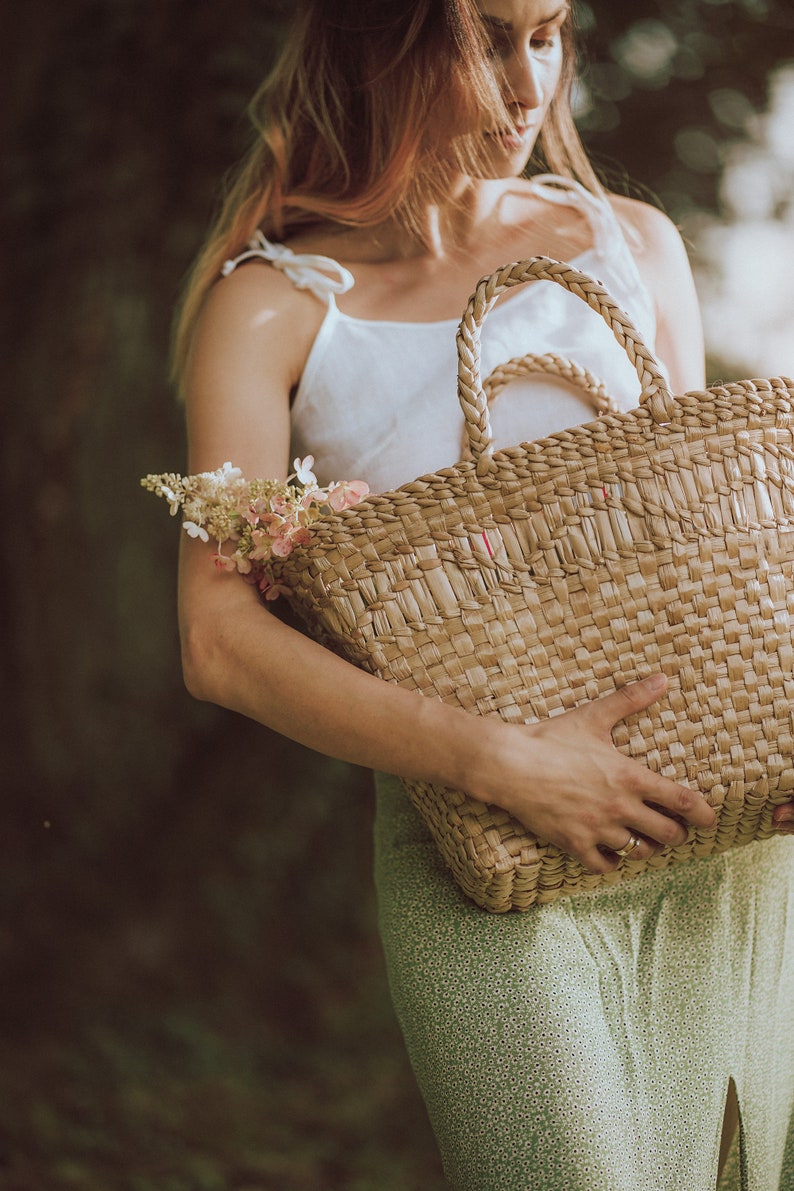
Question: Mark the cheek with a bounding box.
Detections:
[423,109,475,163]
[423,73,494,148]
[542,51,565,101]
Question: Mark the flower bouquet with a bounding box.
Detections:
[141,457,369,601]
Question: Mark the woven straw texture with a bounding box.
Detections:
[273,257,794,913]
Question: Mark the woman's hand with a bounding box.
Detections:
[773,804,794,833]
[468,674,718,874]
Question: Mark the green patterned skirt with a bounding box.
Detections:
[374,773,794,1190]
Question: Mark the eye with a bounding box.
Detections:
[484,30,512,61]
[530,19,564,51]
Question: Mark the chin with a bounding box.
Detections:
[476,143,533,180]
[478,129,537,179]
[446,127,537,182]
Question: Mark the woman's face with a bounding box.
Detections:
[476,0,569,176]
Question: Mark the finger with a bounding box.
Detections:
[578,846,621,876]
[601,830,656,862]
[578,673,667,734]
[569,676,717,830]
[625,769,716,832]
[773,804,794,832]
[628,803,691,848]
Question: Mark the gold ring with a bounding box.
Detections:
[614,833,642,858]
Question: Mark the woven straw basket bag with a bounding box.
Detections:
[272,256,794,913]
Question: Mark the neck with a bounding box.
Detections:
[372,176,512,262]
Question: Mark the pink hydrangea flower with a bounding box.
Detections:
[212,551,238,572]
[327,479,370,511]
[270,493,291,517]
[258,575,292,601]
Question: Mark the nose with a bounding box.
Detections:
[503,46,545,112]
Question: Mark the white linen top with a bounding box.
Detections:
[223,175,660,493]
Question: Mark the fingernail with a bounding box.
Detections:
[644,674,666,693]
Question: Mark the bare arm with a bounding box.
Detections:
[178,262,717,872]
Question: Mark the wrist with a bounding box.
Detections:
[420,701,512,807]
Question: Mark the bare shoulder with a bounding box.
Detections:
[606,194,705,391]
[184,262,328,477]
[192,261,326,394]
[607,194,691,268]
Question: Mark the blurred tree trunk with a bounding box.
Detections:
[3,0,287,809]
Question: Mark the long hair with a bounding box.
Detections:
[173,0,597,386]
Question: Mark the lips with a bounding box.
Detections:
[487,125,532,150]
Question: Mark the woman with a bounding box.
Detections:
[174,1,794,1186]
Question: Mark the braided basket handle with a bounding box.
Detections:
[456,257,676,473]
[459,352,617,462]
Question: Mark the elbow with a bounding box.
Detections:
[178,544,261,706]
[178,568,271,707]
[179,613,223,704]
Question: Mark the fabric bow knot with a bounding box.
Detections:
[222,231,355,299]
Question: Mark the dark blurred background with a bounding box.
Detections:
[2,1,792,1187]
